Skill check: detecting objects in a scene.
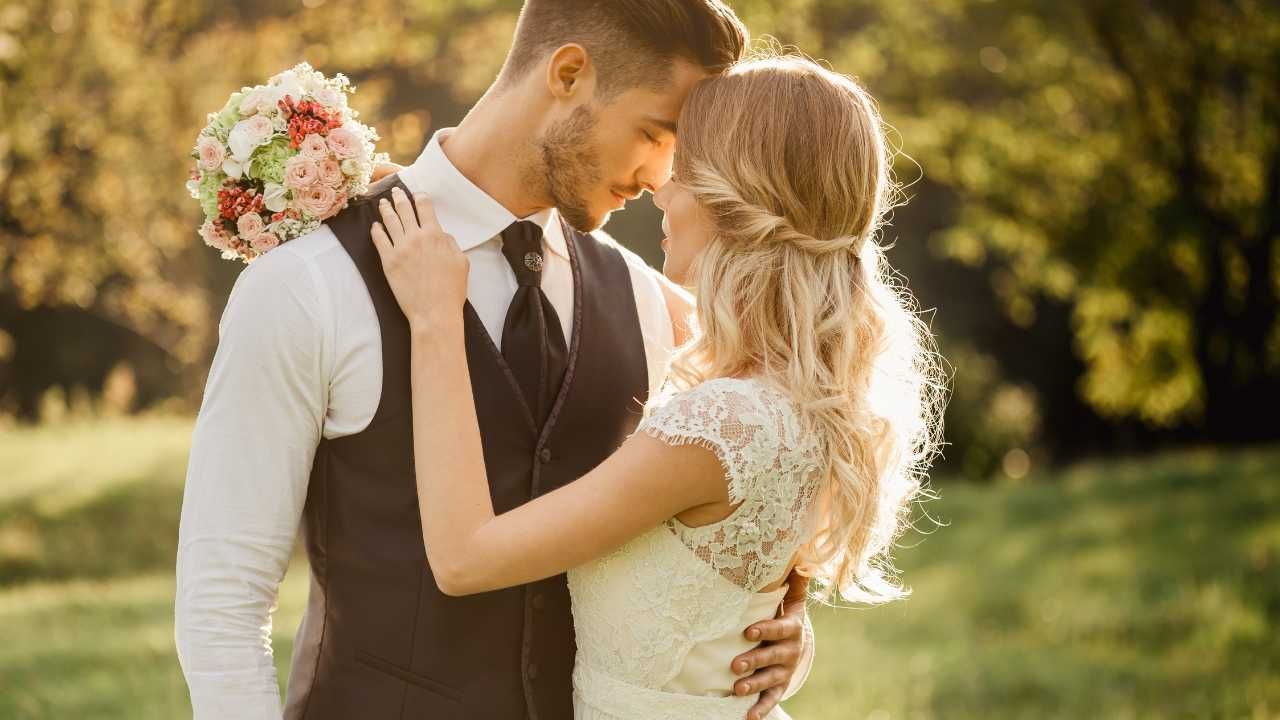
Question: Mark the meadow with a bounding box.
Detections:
[1,417,1276,719]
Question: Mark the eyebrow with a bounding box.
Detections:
[645,116,679,136]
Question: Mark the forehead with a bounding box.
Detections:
[607,60,710,126]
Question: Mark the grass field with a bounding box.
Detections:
[1,416,1277,719]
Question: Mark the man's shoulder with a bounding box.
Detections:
[231,224,360,300]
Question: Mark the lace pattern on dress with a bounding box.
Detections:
[638,378,822,592]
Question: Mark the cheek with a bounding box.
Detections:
[672,196,713,250]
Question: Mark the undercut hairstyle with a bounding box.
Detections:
[498,0,748,99]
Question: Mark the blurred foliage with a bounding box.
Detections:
[1,0,1277,471]
[806,0,1280,440]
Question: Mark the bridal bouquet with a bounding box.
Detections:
[188,63,387,262]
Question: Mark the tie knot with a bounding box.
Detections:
[500,221,545,287]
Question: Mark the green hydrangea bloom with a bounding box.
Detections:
[198,172,224,220]
[248,137,292,185]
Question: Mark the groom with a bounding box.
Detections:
[176,2,811,718]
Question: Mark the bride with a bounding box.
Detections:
[371,53,942,719]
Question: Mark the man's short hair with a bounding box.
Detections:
[499,0,748,98]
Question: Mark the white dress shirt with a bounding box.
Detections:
[175,129,676,719]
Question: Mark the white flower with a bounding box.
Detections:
[303,72,328,95]
[313,86,343,108]
[267,70,306,107]
[239,86,271,116]
[228,115,274,162]
[222,157,244,180]
[186,178,200,199]
[263,183,289,213]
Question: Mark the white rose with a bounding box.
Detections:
[270,68,299,86]
[263,183,289,213]
[228,115,274,162]
[239,86,270,116]
[269,71,306,106]
[313,86,343,108]
[222,157,244,180]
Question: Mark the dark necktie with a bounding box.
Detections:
[499,220,568,427]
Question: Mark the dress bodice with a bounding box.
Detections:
[567,378,823,719]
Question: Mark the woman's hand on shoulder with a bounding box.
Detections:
[371,187,469,332]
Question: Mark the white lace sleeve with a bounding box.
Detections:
[639,379,768,504]
[638,378,822,591]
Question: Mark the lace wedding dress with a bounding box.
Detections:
[567,377,823,720]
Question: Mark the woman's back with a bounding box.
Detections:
[568,377,822,720]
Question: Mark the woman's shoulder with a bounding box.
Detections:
[650,376,796,417]
[642,376,814,464]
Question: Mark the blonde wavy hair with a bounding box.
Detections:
[666,53,945,605]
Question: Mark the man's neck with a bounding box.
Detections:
[438,91,549,219]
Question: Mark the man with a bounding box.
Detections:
[175,2,812,718]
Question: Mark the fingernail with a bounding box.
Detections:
[748,629,761,640]
[736,661,748,673]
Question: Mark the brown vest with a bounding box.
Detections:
[284,175,650,719]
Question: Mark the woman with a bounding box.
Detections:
[370,54,943,719]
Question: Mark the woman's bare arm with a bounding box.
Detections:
[372,187,727,595]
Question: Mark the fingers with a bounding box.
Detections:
[371,222,392,257]
[732,639,801,678]
[744,613,803,643]
[745,686,783,720]
[378,197,404,244]
[413,193,442,234]
[734,665,791,698]
[391,186,419,230]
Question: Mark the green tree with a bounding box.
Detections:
[806,0,1279,441]
[0,0,519,415]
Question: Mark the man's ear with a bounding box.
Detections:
[544,43,592,99]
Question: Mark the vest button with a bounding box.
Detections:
[539,448,552,464]
[527,663,539,680]
[532,593,546,610]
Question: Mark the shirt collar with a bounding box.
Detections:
[398,128,568,260]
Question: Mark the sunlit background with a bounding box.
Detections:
[1,1,1277,718]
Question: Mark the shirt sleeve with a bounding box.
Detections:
[175,246,331,720]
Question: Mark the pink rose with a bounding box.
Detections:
[197,137,225,171]
[252,232,281,253]
[199,220,231,251]
[327,192,349,217]
[296,184,338,218]
[319,158,344,187]
[285,155,320,190]
[326,127,360,160]
[236,212,265,238]
[299,134,330,162]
